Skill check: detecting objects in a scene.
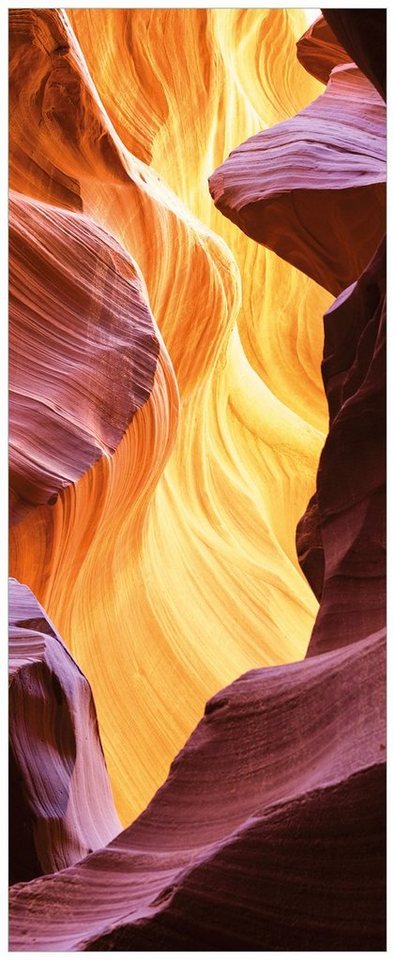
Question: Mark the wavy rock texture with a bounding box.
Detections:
[69,8,331,433]
[9,629,386,950]
[10,190,160,523]
[9,578,120,885]
[9,7,386,951]
[209,47,385,295]
[9,8,331,824]
[210,12,386,657]
[298,12,386,656]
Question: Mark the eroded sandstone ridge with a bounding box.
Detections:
[10,630,386,949]
[209,26,385,296]
[9,7,385,952]
[10,191,160,522]
[9,578,120,885]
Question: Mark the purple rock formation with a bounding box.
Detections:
[9,190,159,523]
[9,579,121,884]
[9,630,385,950]
[209,11,386,657]
[307,239,385,655]
[209,50,385,296]
[8,9,386,952]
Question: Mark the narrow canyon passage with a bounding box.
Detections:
[9,8,386,951]
[10,9,331,825]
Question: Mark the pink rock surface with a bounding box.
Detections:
[209,56,385,296]
[9,191,159,522]
[9,629,385,950]
[9,578,121,884]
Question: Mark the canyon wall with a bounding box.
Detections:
[9,8,386,951]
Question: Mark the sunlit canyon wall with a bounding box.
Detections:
[9,8,386,951]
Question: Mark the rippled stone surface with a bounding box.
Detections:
[10,629,385,949]
[10,8,328,824]
[9,578,120,885]
[210,9,386,657]
[10,191,160,523]
[209,58,385,295]
[9,7,386,952]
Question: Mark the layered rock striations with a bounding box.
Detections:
[9,7,330,823]
[10,629,385,949]
[296,15,352,85]
[9,7,386,953]
[210,11,386,656]
[10,190,160,523]
[209,54,385,296]
[299,12,386,655]
[70,8,332,433]
[9,8,130,209]
[9,578,120,885]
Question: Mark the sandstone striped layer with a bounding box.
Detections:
[10,191,160,523]
[9,578,120,885]
[10,629,385,950]
[209,55,385,296]
[10,8,327,824]
[9,7,386,952]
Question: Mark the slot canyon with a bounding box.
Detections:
[9,7,386,951]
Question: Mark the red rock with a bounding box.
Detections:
[9,629,385,949]
[305,239,386,655]
[296,15,351,86]
[322,9,386,100]
[295,492,324,601]
[9,578,121,884]
[9,8,130,209]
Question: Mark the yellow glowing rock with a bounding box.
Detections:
[10,8,331,824]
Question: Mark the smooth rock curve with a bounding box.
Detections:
[9,578,121,884]
[10,629,385,949]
